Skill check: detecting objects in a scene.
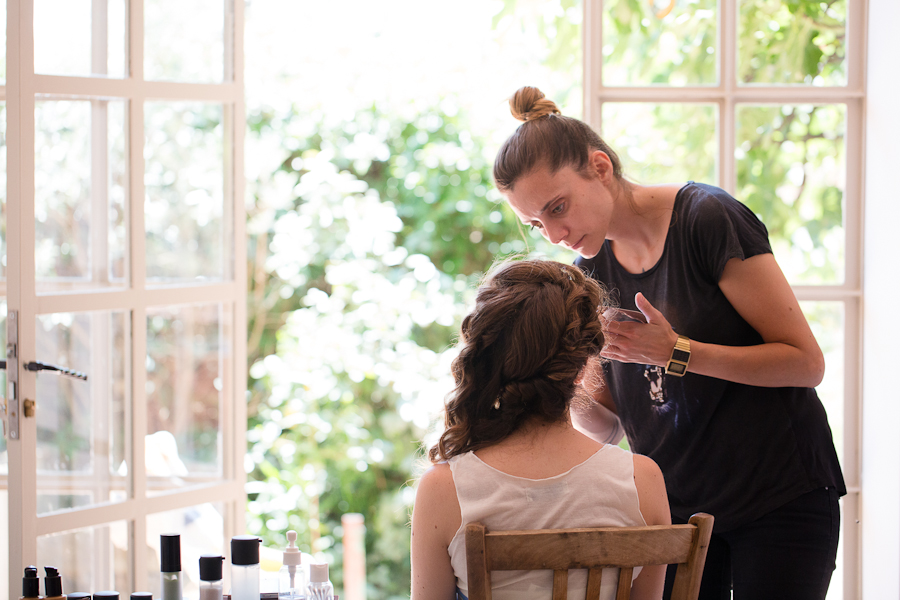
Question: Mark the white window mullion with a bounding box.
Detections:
[128,0,148,591]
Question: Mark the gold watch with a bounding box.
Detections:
[665,334,691,376]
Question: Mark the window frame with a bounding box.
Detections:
[3,0,247,596]
[583,1,865,597]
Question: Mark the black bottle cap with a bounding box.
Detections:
[200,554,225,581]
[230,535,261,565]
[93,592,120,599]
[67,594,92,599]
[130,594,154,599]
[160,533,182,572]
[22,566,40,597]
[44,565,63,596]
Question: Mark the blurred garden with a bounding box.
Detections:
[239,0,847,598]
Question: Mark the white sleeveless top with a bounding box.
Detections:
[448,444,646,600]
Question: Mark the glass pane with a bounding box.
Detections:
[0,102,7,281]
[146,303,223,491]
[735,104,845,284]
[35,311,129,515]
[146,504,225,599]
[37,520,129,594]
[602,0,717,86]
[35,100,128,293]
[601,103,717,185]
[802,301,844,464]
[738,0,847,86]
[802,301,844,600]
[0,302,7,473]
[145,102,225,283]
[0,4,6,83]
[144,0,224,83]
[34,0,128,78]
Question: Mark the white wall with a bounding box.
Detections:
[862,0,900,596]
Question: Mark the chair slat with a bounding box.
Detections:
[585,567,603,600]
[552,570,568,600]
[615,567,633,600]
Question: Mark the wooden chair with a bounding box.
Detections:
[465,512,713,600]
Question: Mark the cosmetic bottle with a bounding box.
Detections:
[199,554,225,600]
[307,564,333,600]
[230,535,261,600]
[130,594,154,599]
[159,533,183,600]
[20,566,41,600]
[278,531,306,599]
[43,566,64,599]
[93,593,120,599]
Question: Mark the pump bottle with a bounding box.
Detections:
[278,530,306,599]
[43,566,64,600]
[20,566,41,600]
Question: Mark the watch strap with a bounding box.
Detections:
[665,334,691,376]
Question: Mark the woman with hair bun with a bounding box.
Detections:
[492,86,845,600]
[410,258,670,600]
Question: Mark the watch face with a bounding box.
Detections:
[667,362,687,375]
[672,349,690,362]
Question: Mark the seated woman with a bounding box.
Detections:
[411,258,670,600]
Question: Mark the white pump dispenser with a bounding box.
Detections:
[278,530,307,599]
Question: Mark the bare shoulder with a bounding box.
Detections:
[413,462,462,544]
[631,454,671,526]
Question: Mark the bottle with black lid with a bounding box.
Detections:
[199,554,224,600]
[230,535,261,600]
[159,533,183,600]
[20,566,41,600]
[43,566,64,600]
[93,592,120,599]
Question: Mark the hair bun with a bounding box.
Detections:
[509,86,561,122]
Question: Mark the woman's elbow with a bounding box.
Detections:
[803,346,826,388]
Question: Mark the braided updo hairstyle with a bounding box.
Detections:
[429,258,608,463]
[493,86,625,192]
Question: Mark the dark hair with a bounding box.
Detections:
[493,86,625,192]
[429,258,608,463]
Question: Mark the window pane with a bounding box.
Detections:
[35,311,129,515]
[802,300,844,600]
[802,301,844,465]
[738,0,847,86]
[601,103,717,185]
[735,104,845,284]
[146,304,223,491]
[35,100,128,293]
[146,504,225,598]
[144,102,225,283]
[602,0,717,86]
[0,303,6,473]
[34,0,128,78]
[37,520,129,594]
[0,102,8,281]
[144,0,225,83]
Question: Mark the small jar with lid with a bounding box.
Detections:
[200,554,225,600]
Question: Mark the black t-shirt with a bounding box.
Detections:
[576,182,846,532]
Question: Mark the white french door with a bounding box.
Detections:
[584,1,864,597]
[1,1,246,597]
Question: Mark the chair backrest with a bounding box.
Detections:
[464,512,713,600]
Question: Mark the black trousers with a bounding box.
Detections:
[664,487,841,600]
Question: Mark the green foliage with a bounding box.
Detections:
[245,101,528,599]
